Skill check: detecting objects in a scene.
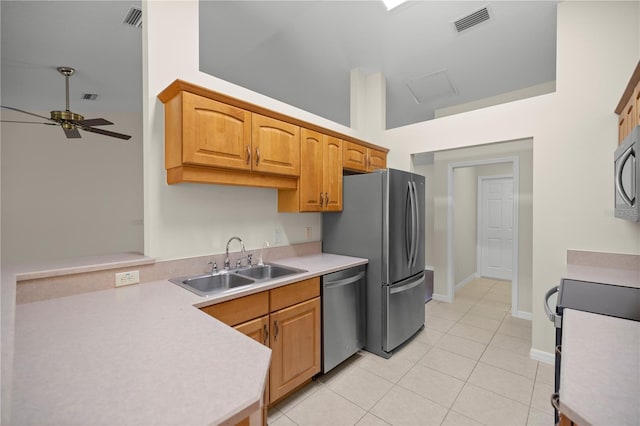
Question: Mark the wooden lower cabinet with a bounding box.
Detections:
[269,297,321,403]
[235,315,270,346]
[200,277,321,407]
[559,413,578,426]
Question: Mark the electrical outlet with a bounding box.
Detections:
[305,226,312,240]
[115,270,140,287]
[274,228,282,244]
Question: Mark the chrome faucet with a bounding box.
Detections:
[224,236,246,270]
[258,241,270,266]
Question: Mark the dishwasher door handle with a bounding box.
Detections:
[324,271,366,289]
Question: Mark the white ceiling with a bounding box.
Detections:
[1,1,142,115]
[199,1,558,129]
[1,1,557,130]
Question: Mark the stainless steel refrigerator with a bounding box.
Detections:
[322,168,425,358]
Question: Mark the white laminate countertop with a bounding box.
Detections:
[9,253,367,425]
[560,309,640,426]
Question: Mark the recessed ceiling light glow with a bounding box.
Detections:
[382,0,408,11]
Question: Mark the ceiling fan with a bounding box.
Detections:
[0,67,131,140]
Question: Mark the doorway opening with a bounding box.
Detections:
[448,156,522,317]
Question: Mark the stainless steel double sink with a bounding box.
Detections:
[170,263,307,297]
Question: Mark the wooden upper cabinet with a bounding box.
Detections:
[298,129,324,211]
[368,147,387,171]
[252,114,300,176]
[616,61,640,144]
[342,141,368,172]
[181,92,252,170]
[158,80,387,191]
[323,136,343,211]
[343,141,387,172]
[278,130,342,212]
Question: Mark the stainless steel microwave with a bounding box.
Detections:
[614,125,639,221]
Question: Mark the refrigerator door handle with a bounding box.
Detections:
[389,277,424,294]
[410,181,419,268]
[405,181,413,268]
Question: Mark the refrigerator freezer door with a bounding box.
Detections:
[383,271,425,352]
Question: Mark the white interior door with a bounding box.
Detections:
[480,177,513,280]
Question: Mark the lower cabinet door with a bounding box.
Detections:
[234,315,270,346]
[269,297,321,403]
[234,315,271,409]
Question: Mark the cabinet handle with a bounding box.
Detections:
[246,146,251,165]
[325,192,329,207]
[255,147,260,166]
[319,192,324,207]
[555,345,562,356]
[273,320,279,341]
[263,323,269,346]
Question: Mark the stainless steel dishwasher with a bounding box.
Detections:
[321,265,366,373]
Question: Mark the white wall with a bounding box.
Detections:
[385,2,640,355]
[423,140,532,313]
[143,1,373,260]
[1,111,143,264]
[453,167,478,285]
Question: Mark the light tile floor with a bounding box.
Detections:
[268,278,555,426]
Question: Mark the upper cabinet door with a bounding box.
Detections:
[343,141,368,172]
[182,92,251,170]
[368,147,387,171]
[252,114,300,176]
[323,136,343,211]
[299,128,324,211]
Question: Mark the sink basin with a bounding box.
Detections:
[170,263,306,297]
[235,264,306,281]
[171,272,254,297]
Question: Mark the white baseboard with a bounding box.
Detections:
[432,293,453,303]
[530,348,554,365]
[513,310,532,321]
[455,273,480,291]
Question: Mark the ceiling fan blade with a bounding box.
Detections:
[1,105,55,122]
[75,118,113,127]
[80,126,131,140]
[0,120,58,126]
[63,127,81,139]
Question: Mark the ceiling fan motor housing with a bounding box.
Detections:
[50,110,84,124]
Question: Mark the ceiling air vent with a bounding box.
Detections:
[82,93,98,101]
[123,6,142,28]
[454,6,491,32]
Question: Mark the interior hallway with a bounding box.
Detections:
[267,278,554,425]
